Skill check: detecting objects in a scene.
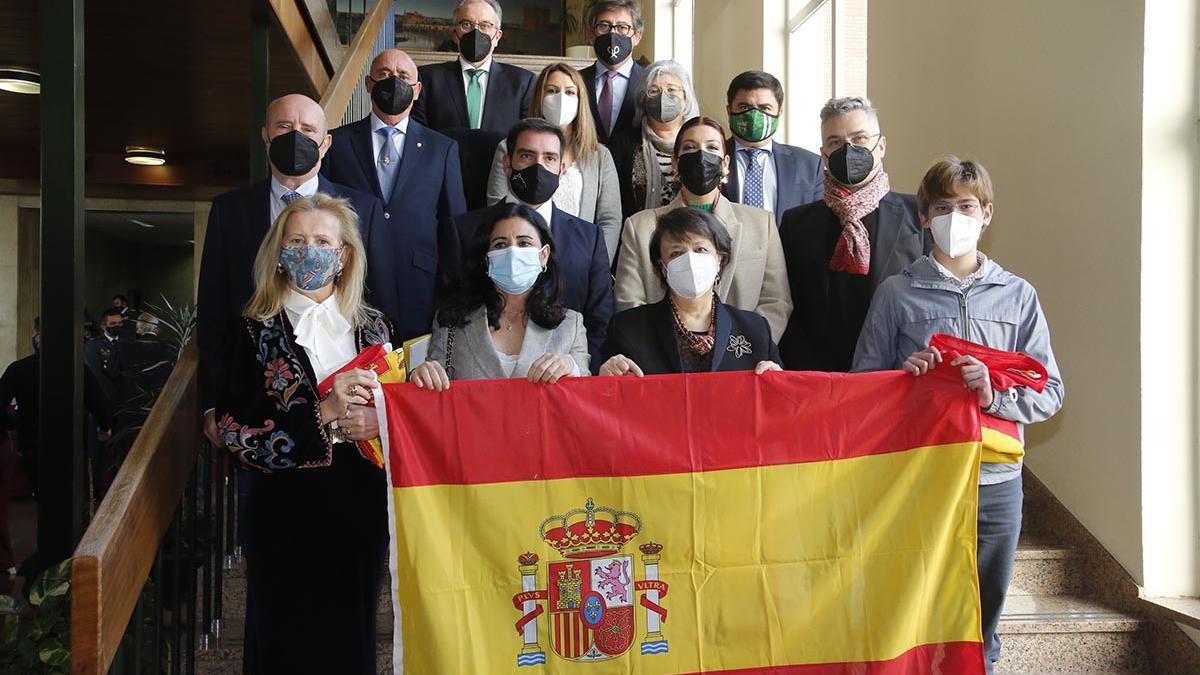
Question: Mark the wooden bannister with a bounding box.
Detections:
[70,340,200,674]
[319,0,392,125]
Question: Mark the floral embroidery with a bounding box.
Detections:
[220,415,298,472]
[263,357,294,390]
[727,334,753,358]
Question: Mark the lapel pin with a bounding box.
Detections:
[416,141,423,148]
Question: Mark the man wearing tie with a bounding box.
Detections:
[449,118,614,371]
[412,0,535,134]
[581,0,646,147]
[198,94,390,446]
[725,71,824,225]
[321,48,468,343]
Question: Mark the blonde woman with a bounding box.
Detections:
[215,193,392,674]
[485,62,623,263]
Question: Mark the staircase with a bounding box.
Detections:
[196,469,1200,674]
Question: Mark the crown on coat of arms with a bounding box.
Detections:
[538,498,642,559]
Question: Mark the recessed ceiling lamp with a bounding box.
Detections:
[0,67,40,94]
[124,146,166,166]
[130,219,156,229]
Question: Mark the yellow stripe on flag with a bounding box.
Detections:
[389,442,981,674]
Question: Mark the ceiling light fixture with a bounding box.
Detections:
[0,67,40,94]
[130,219,156,229]
[124,146,166,166]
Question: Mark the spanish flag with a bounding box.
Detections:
[378,370,985,674]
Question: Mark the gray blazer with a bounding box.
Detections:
[486,140,623,265]
[426,305,591,380]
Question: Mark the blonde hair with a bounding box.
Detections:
[244,193,372,326]
[528,62,599,160]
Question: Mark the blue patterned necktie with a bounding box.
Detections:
[281,190,303,205]
[377,126,401,203]
[741,147,766,209]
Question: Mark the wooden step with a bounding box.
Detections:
[996,594,1148,673]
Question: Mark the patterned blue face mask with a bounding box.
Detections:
[487,246,545,294]
[279,245,342,291]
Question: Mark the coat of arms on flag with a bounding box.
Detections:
[511,498,669,667]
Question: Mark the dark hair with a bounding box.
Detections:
[672,116,727,158]
[112,294,128,303]
[435,203,567,330]
[585,0,644,33]
[726,70,784,108]
[648,208,733,288]
[506,117,565,161]
[101,308,123,320]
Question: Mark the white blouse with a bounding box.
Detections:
[283,290,357,382]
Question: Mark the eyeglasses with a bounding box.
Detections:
[456,20,497,35]
[593,20,635,36]
[822,133,880,152]
[646,85,685,98]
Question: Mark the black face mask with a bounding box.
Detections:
[268,130,321,177]
[510,163,560,206]
[370,76,414,116]
[676,150,724,196]
[825,143,876,186]
[594,33,632,66]
[459,29,493,63]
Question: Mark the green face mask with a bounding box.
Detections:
[729,107,780,143]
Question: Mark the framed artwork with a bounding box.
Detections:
[394,0,584,56]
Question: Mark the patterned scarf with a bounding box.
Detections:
[669,294,717,355]
[824,169,891,275]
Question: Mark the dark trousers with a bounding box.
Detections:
[977,473,1023,674]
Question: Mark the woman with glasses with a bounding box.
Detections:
[215,194,394,673]
[485,63,623,264]
[609,59,700,220]
[410,203,589,388]
[614,116,792,342]
[777,96,926,372]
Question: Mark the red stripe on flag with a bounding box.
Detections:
[553,613,560,655]
[384,369,979,488]
[690,641,985,674]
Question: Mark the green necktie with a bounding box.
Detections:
[466,69,486,129]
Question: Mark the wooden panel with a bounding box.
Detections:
[70,341,199,674]
[266,0,332,95]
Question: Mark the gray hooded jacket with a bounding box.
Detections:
[852,255,1065,485]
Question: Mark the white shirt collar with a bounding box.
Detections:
[929,251,991,285]
[506,191,555,227]
[733,138,774,155]
[370,111,411,135]
[270,174,320,203]
[459,55,493,73]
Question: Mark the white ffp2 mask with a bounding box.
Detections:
[540,93,579,127]
[929,212,983,259]
[665,252,720,299]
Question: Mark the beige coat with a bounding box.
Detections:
[613,195,793,342]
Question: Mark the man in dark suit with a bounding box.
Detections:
[778,96,926,372]
[724,71,823,225]
[449,118,614,370]
[580,0,646,147]
[411,0,535,135]
[198,94,390,446]
[321,48,468,341]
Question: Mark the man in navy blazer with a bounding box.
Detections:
[448,119,614,370]
[724,71,823,225]
[198,94,391,444]
[411,0,535,135]
[321,48,468,343]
